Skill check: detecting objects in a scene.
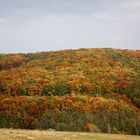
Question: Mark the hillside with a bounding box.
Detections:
[0,48,140,135]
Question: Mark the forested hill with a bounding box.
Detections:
[0,48,140,134]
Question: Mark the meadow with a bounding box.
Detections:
[0,129,140,140]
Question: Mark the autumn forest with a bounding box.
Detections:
[0,48,140,135]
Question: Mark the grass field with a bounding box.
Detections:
[0,129,140,140]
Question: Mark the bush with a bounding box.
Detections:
[84,123,101,132]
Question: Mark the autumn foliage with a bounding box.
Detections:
[0,48,140,134]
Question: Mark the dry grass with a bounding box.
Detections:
[0,129,140,140]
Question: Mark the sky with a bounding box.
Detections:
[0,0,140,53]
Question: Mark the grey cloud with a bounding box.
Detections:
[0,0,139,53]
[0,0,120,16]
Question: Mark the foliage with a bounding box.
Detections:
[0,96,140,134]
[0,48,140,134]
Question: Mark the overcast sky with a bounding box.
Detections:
[0,0,140,53]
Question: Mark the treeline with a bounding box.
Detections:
[0,48,140,134]
[0,96,140,134]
